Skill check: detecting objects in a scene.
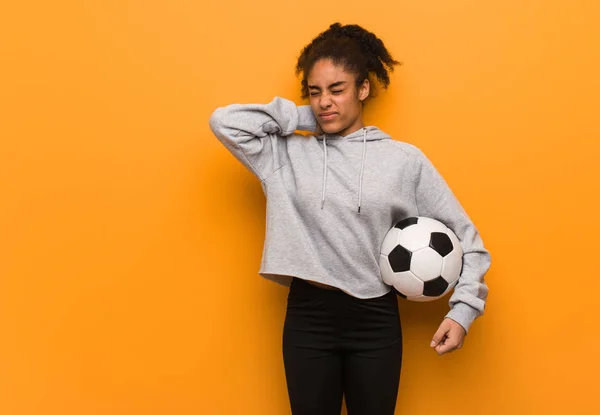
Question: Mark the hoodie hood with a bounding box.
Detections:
[316,126,391,214]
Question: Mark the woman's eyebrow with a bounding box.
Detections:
[308,81,348,90]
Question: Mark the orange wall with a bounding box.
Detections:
[1,1,599,414]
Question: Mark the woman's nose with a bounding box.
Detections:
[320,95,332,108]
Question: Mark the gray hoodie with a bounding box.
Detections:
[209,96,491,333]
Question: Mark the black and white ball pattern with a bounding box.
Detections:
[379,217,463,302]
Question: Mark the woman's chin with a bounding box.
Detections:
[321,123,344,135]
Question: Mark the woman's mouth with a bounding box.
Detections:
[319,112,337,121]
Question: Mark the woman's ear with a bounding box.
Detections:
[358,78,370,101]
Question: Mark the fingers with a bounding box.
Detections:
[434,339,461,355]
[431,321,464,355]
[430,323,449,348]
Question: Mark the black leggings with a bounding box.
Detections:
[283,277,403,415]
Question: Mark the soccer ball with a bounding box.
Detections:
[379,217,463,302]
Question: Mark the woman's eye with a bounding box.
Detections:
[310,92,320,96]
[332,90,343,94]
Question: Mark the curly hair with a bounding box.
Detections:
[295,23,401,100]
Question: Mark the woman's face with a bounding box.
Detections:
[307,58,370,137]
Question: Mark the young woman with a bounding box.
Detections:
[209,22,491,415]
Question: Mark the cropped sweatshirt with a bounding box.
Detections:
[209,97,491,333]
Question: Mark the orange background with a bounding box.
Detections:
[1,1,599,414]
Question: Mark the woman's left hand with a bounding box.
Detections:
[430,318,466,355]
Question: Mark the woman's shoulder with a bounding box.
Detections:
[381,136,425,159]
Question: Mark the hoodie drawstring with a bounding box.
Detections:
[321,133,328,210]
[358,127,366,214]
[320,128,367,214]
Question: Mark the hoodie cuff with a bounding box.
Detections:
[297,105,317,133]
[444,302,481,334]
